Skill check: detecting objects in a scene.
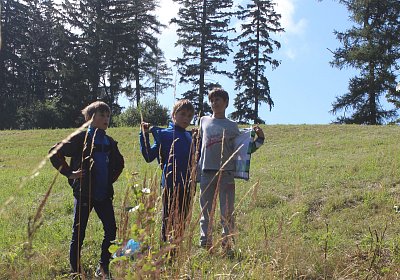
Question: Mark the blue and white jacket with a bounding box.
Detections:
[139,123,197,192]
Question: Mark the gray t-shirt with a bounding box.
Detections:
[199,116,240,171]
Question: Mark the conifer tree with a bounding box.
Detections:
[329,0,400,124]
[0,0,31,128]
[0,0,65,128]
[231,0,283,123]
[63,0,109,102]
[62,0,166,110]
[110,0,165,106]
[171,0,234,114]
[146,49,173,100]
[24,0,64,102]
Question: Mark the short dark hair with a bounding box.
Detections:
[208,88,229,103]
[172,99,195,117]
[81,101,110,121]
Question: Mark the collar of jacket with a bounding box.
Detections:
[168,122,186,132]
[88,126,106,138]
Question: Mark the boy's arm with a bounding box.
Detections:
[48,134,81,178]
[111,142,125,183]
[249,126,265,154]
[139,126,160,163]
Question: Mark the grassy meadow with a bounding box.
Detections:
[1,125,400,279]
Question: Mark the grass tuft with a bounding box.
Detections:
[1,124,400,278]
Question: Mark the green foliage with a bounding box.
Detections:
[0,0,75,130]
[0,0,34,129]
[330,0,400,124]
[0,0,169,129]
[171,0,235,114]
[108,0,168,106]
[146,50,174,100]
[114,99,170,126]
[231,0,283,124]
[16,99,63,129]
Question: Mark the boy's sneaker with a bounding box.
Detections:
[69,273,82,280]
[221,240,239,259]
[95,264,112,279]
[222,246,242,260]
[222,247,235,259]
[199,243,215,254]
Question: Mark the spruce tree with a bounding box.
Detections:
[110,0,165,106]
[62,0,167,114]
[23,0,63,103]
[0,0,31,128]
[62,0,110,102]
[330,0,400,124]
[231,0,283,124]
[171,0,234,114]
[0,0,64,128]
[146,48,173,100]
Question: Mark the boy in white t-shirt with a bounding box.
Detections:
[198,88,264,252]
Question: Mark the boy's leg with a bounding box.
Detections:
[199,171,217,247]
[70,197,92,273]
[94,198,117,273]
[173,183,191,242]
[219,172,235,248]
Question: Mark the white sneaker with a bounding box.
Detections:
[94,264,112,279]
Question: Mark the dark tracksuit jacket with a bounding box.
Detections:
[49,129,124,199]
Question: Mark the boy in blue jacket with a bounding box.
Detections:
[49,101,124,278]
[139,99,196,244]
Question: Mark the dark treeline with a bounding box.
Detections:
[0,0,285,129]
[2,0,399,129]
[0,0,173,129]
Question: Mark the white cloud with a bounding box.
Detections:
[156,0,180,61]
[273,0,307,36]
[271,0,308,60]
[285,48,296,60]
[157,0,179,31]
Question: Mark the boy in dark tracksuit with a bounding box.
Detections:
[49,101,124,278]
[139,99,196,244]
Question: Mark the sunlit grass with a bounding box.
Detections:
[1,124,400,278]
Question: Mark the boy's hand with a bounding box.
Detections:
[141,122,151,133]
[253,125,264,139]
[68,169,84,179]
[191,128,199,138]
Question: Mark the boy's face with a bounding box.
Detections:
[91,110,110,130]
[209,96,228,115]
[173,109,194,129]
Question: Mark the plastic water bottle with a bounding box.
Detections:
[114,239,140,258]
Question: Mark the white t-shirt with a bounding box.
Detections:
[199,116,240,171]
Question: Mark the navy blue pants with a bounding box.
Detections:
[70,197,116,273]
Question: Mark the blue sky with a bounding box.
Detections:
[120,0,361,124]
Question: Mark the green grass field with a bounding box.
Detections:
[1,125,400,279]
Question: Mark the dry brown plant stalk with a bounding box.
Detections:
[13,120,92,279]
[25,169,61,259]
[118,179,133,243]
[73,125,95,276]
